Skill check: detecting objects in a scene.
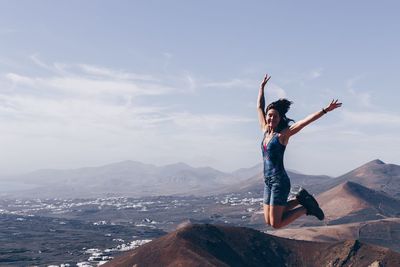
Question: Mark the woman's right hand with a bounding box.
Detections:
[260,74,271,89]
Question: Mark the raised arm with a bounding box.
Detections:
[257,74,271,131]
[286,99,342,137]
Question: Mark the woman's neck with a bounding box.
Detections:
[267,127,277,134]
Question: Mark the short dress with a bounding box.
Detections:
[261,132,291,206]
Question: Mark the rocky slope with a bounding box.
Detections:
[320,159,400,199]
[271,218,400,253]
[317,181,400,223]
[103,223,400,267]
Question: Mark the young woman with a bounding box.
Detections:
[257,74,342,229]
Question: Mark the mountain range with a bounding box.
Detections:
[2,159,399,200]
[1,161,234,198]
[2,159,400,266]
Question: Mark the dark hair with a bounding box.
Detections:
[266,98,295,132]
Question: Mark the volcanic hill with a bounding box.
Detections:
[317,181,400,223]
[320,159,400,198]
[102,223,400,267]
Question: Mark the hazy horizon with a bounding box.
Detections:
[0,158,390,180]
[1,1,399,177]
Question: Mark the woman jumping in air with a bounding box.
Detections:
[257,74,342,229]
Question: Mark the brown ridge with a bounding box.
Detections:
[102,223,400,267]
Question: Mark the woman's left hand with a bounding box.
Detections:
[325,99,342,112]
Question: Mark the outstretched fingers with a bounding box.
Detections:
[334,99,342,108]
[327,99,342,111]
[265,74,271,83]
[261,74,271,89]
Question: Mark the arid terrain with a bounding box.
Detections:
[104,224,400,267]
[1,159,399,266]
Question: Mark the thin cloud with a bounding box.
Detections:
[0,93,173,142]
[346,75,372,107]
[279,68,323,87]
[25,56,172,95]
[1,59,256,141]
[30,54,54,72]
[341,110,400,126]
[202,77,287,102]
[168,112,254,132]
[182,73,196,93]
[346,75,363,88]
[5,73,170,97]
[5,73,35,86]
[203,78,254,89]
[1,59,185,141]
[266,83,287,100]
[5,69,175,98]
[307,68,323,80]
[78,64,156,81]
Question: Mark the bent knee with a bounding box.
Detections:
[270,220,283,229]
[271,223,283,229]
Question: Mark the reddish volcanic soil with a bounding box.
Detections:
[321,159,400,199]
[317,181,400,221]
[102,223,400,267]
[271,218,400,252]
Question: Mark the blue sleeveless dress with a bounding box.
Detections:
[261,132,291,206]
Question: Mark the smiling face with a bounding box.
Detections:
[266,108,281,130]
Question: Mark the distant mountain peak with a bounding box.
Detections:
[340,159,387,178]
[162,162,192,169]
[367,159,385,165]
[102,160,154,168]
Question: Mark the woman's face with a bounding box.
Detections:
[266,108,281,129]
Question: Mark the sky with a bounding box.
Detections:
[0,0,399,177]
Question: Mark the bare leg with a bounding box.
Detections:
[264,200,301,227]
[263,204,271,225]
[269,205,306,229]
[284,199,299,212]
